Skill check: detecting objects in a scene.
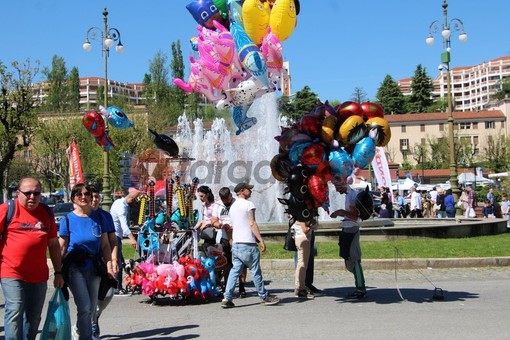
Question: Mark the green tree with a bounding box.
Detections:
[0,59,40,199]
[279,86,320,123]
[375,75,406,114]
[482,132,508,174]
[42,55,74,113]
[493,76,510,101]
[68,67,80,112]
[350,87,368,104]
[408,64,434,113]
[170,41,187,111]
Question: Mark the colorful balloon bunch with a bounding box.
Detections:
[272,101,391,222]
[82,106,134,150]
[175,0,300,135]
[125,255,220,301]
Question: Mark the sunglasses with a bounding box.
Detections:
[75,192,91,198]
[19,190,42,197]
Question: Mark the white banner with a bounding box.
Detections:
[371,147,392,189]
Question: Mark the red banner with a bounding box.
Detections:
[66,140,84,189]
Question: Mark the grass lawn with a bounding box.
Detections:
[122,232,510,260]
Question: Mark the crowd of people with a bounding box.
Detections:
[2,176,506,339]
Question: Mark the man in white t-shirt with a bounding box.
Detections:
[221,182,280,308]
[409,186,423,218]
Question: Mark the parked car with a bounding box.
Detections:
[53,202,74,227]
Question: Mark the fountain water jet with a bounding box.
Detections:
[175,92,286,223]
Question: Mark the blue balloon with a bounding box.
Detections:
[329,148,353,180]
[289,141,312,165]
[106,106,134,130]
[352,137,376,169]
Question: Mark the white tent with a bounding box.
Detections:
[391,178,416,191]
[457,172,494,185]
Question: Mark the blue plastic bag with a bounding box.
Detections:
[41,288,71,340]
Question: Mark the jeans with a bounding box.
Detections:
[67,266,101,340]
[1,278,47,340]
[224,243,267,301]
[445,206,456,218]
[116,236,124,290]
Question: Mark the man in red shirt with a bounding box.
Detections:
[0,177,64,340]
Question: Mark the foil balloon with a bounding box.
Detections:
[231,105,257,135]
[100,106,134,130]
[226,0,244,25]
[287,165,310,198]
[275,128,312,153]
[278,195,314,222]
[361,101,384,120]
[329,148,353,180]
[321,115,337,145]
[288,141,312,165]
[356,186,374,221]
[352,137,376,170]
[269,0,297,41]
[339,115,367,145]
[308,175,329,207]
[242,0,270,45]
[186,0,224,29]
[335,101,363,122]
[213,0,229,19]
[82,110,105,137]
[300,114,321,137]
[366,117,391,147]
[300,144,326,170]
[270,154,293,182]
[149,129,180,157]
[315,161,332,182]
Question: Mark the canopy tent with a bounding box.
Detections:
[457,172,494,185]
[391,178,417,191]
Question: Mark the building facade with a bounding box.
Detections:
[399,56,510,112]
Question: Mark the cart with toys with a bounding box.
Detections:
[124,176,227,305]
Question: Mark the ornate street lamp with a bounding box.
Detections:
[83,8,124,211]
[426,0,467,215]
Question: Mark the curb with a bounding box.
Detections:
[261,257,510,271]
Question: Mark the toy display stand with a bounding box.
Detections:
[124,172,222,305]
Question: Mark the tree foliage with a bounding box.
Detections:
[350,87,368,104]
[375,75,406,114]
[41,55,80,113]
[408,64,434,113]
[278,86,320,123]
[0,59,40,199]
[493,76,510,101]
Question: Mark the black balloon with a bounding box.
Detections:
[356,185,374,221]
[149,129,179,157]
[287,165,310,198]
[287,195,314,222]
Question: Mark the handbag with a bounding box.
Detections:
[283,224,297,251]
[41,288,71,340]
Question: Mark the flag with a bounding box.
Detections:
[371,146,392,189]
[66,140,84,189]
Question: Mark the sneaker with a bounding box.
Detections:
[71,325,80,340]
[295,289,314,300]
[92,323,100,337]
[114,288,129,296]
[306,284,322,294]
[239,289,247,298]
[261,294,280,306]
[346,290,367,299]
[221,299,235,309]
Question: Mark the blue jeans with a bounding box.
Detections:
[224,243,267,301]
[67,266,101,340]
[1,278,47,340]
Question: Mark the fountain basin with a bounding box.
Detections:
[258,218,509,242]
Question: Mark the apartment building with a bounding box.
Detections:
[398,55,510,112]
[32,77,145,110]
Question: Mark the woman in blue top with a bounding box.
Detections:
[59,183,115,340]
[444,189,456,218]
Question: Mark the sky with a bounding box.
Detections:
[2,0,510,103]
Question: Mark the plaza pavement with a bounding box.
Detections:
[1,259,510,339]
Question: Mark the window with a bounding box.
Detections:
[400,139,409,151]
[420,124,425,132]
[439,123,444,132]
[401,125,406,133]
[472,122,478,129]
[459,122,471,130]
[421,138,426,145]
[485,121,495,129]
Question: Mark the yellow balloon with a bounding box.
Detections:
[366,117,391,146]
[242,0,271,45]
[321,115,337,144]
[339,115,366,145]
[269,0,297,42]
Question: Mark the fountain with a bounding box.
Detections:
[174,92,287,223]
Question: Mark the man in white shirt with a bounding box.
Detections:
[221,182,280,308]
[110,188,140,295]
[409,186,423,218]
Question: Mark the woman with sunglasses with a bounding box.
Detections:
[59,183,115,340]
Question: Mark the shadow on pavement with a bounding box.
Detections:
[101,325,199,339]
